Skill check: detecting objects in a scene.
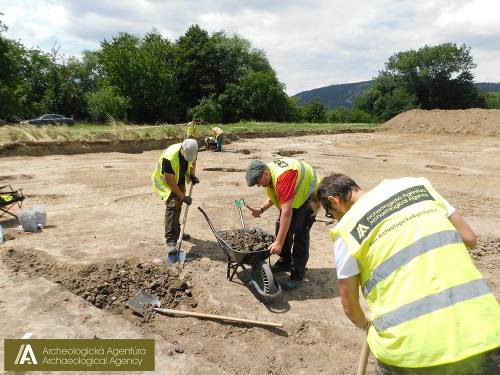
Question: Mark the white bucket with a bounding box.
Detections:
[33,204,47,229]
[18,208,38,232]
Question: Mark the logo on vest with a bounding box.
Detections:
[356,224,370,239]
[15,344,38,365]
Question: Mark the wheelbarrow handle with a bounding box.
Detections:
[153,308,284,328]
[198,206,218,235]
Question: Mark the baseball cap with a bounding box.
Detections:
[246,160,266,186]
[182,139,198,162]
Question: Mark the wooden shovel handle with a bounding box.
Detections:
[153,308,283,328]
[177,183,194,245]
[357,333,370,375]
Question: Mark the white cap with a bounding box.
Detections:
[182,139,198,162]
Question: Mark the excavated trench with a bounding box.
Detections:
[2,228,277,322]
[2,248,197,321]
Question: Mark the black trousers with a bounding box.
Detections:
[275,198,316,280]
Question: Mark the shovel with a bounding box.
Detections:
[126,289,161,312]
[166,183,193,268]
[357,332,370,375]
[127,289,283,328]
[314,217,335,225]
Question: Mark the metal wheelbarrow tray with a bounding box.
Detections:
[198,206,282,302]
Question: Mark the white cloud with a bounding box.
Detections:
[2,0,499,95]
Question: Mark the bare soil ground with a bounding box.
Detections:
[1,109,499,374]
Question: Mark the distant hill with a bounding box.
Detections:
[475,82,500,93]
[293,81,500,110]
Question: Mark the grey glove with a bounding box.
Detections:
[190,174,200,185]
[182,195,192,205]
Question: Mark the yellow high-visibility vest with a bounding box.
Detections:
[211,127,223,137]
[186,122,196,137]
[265,159,322,209]
[151,144,193,201]
[331,177,500,367]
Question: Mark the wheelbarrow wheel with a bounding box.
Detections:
[251,260,278,295]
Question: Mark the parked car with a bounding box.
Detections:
[21,114,74,126]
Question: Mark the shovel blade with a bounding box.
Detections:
[166,250,186,268]
[126,289,161,314]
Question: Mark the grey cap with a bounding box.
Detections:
[182,139,198,162]
[246,160,266,186]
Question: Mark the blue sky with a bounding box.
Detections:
[1,0,499,95]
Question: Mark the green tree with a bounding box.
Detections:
[211,31,273,86]
[174,26,281,122]
[98,30,178,123]
[188,95,223,123]
[87,86,130,122]
[39,46,88,119]
[0,38,55,119]
[174,25,218,117]
[219,71,295,122]
[0,34,19,120]
[355,43,486,121]
[485,92,500,109]
[327,106,350,123]
[303,97,327,123]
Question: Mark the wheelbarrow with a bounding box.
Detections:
[198,204,282,302]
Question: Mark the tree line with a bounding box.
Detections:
[0,16,491,125]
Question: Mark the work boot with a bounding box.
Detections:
[282,277,303,291]
[270,261,292,273]
[182,233,191,240]
[166,243,177,254]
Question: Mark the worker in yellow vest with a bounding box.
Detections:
[245,159,322,290]
[152,139,200,254]
[311,174,500,373]
[210,126,224,151]
[186,119,203,139]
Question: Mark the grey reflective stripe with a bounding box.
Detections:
[153,176,166,191]
[372,278,492,332]
[295,160,318,200]
[295,160,306,195]
[307,169,318,199]
[154,163,167,191]
[363,230,463,296]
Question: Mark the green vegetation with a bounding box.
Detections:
[0,22,297,125]
[352,43,488,121]
[295,82,500,112]
[0,122,378,144]
[1,13,497,127]
[484,92,500,109]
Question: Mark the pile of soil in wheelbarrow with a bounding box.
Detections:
[219,229,274,252]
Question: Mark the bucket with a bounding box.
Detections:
[18,208,38,232]
[33,204,47,229]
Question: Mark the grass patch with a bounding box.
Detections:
[0,121,378,144]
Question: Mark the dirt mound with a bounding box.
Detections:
[380,108,500,136]
[219,229,275,252]
[3,249,197,320]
